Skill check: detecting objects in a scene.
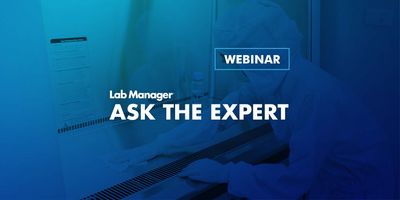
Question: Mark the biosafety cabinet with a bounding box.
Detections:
[3,0,321,198]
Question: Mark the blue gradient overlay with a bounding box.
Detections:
[0,0,398,199]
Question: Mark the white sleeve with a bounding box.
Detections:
[155,88,243,153]
[156,84,259,154]
[227,95,337,199]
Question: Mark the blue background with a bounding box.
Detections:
[0,0,398,199]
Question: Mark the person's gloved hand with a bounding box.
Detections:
[104,140,163,171]
[179,159,233,183]
[217,86,256,131]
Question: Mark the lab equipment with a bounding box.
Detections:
[109,1,390,198]
[191,72,206,102]
[83,124,287,199]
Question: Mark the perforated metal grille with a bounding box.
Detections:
[82,124,272,200]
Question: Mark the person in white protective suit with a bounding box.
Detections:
[107,0,394,198]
